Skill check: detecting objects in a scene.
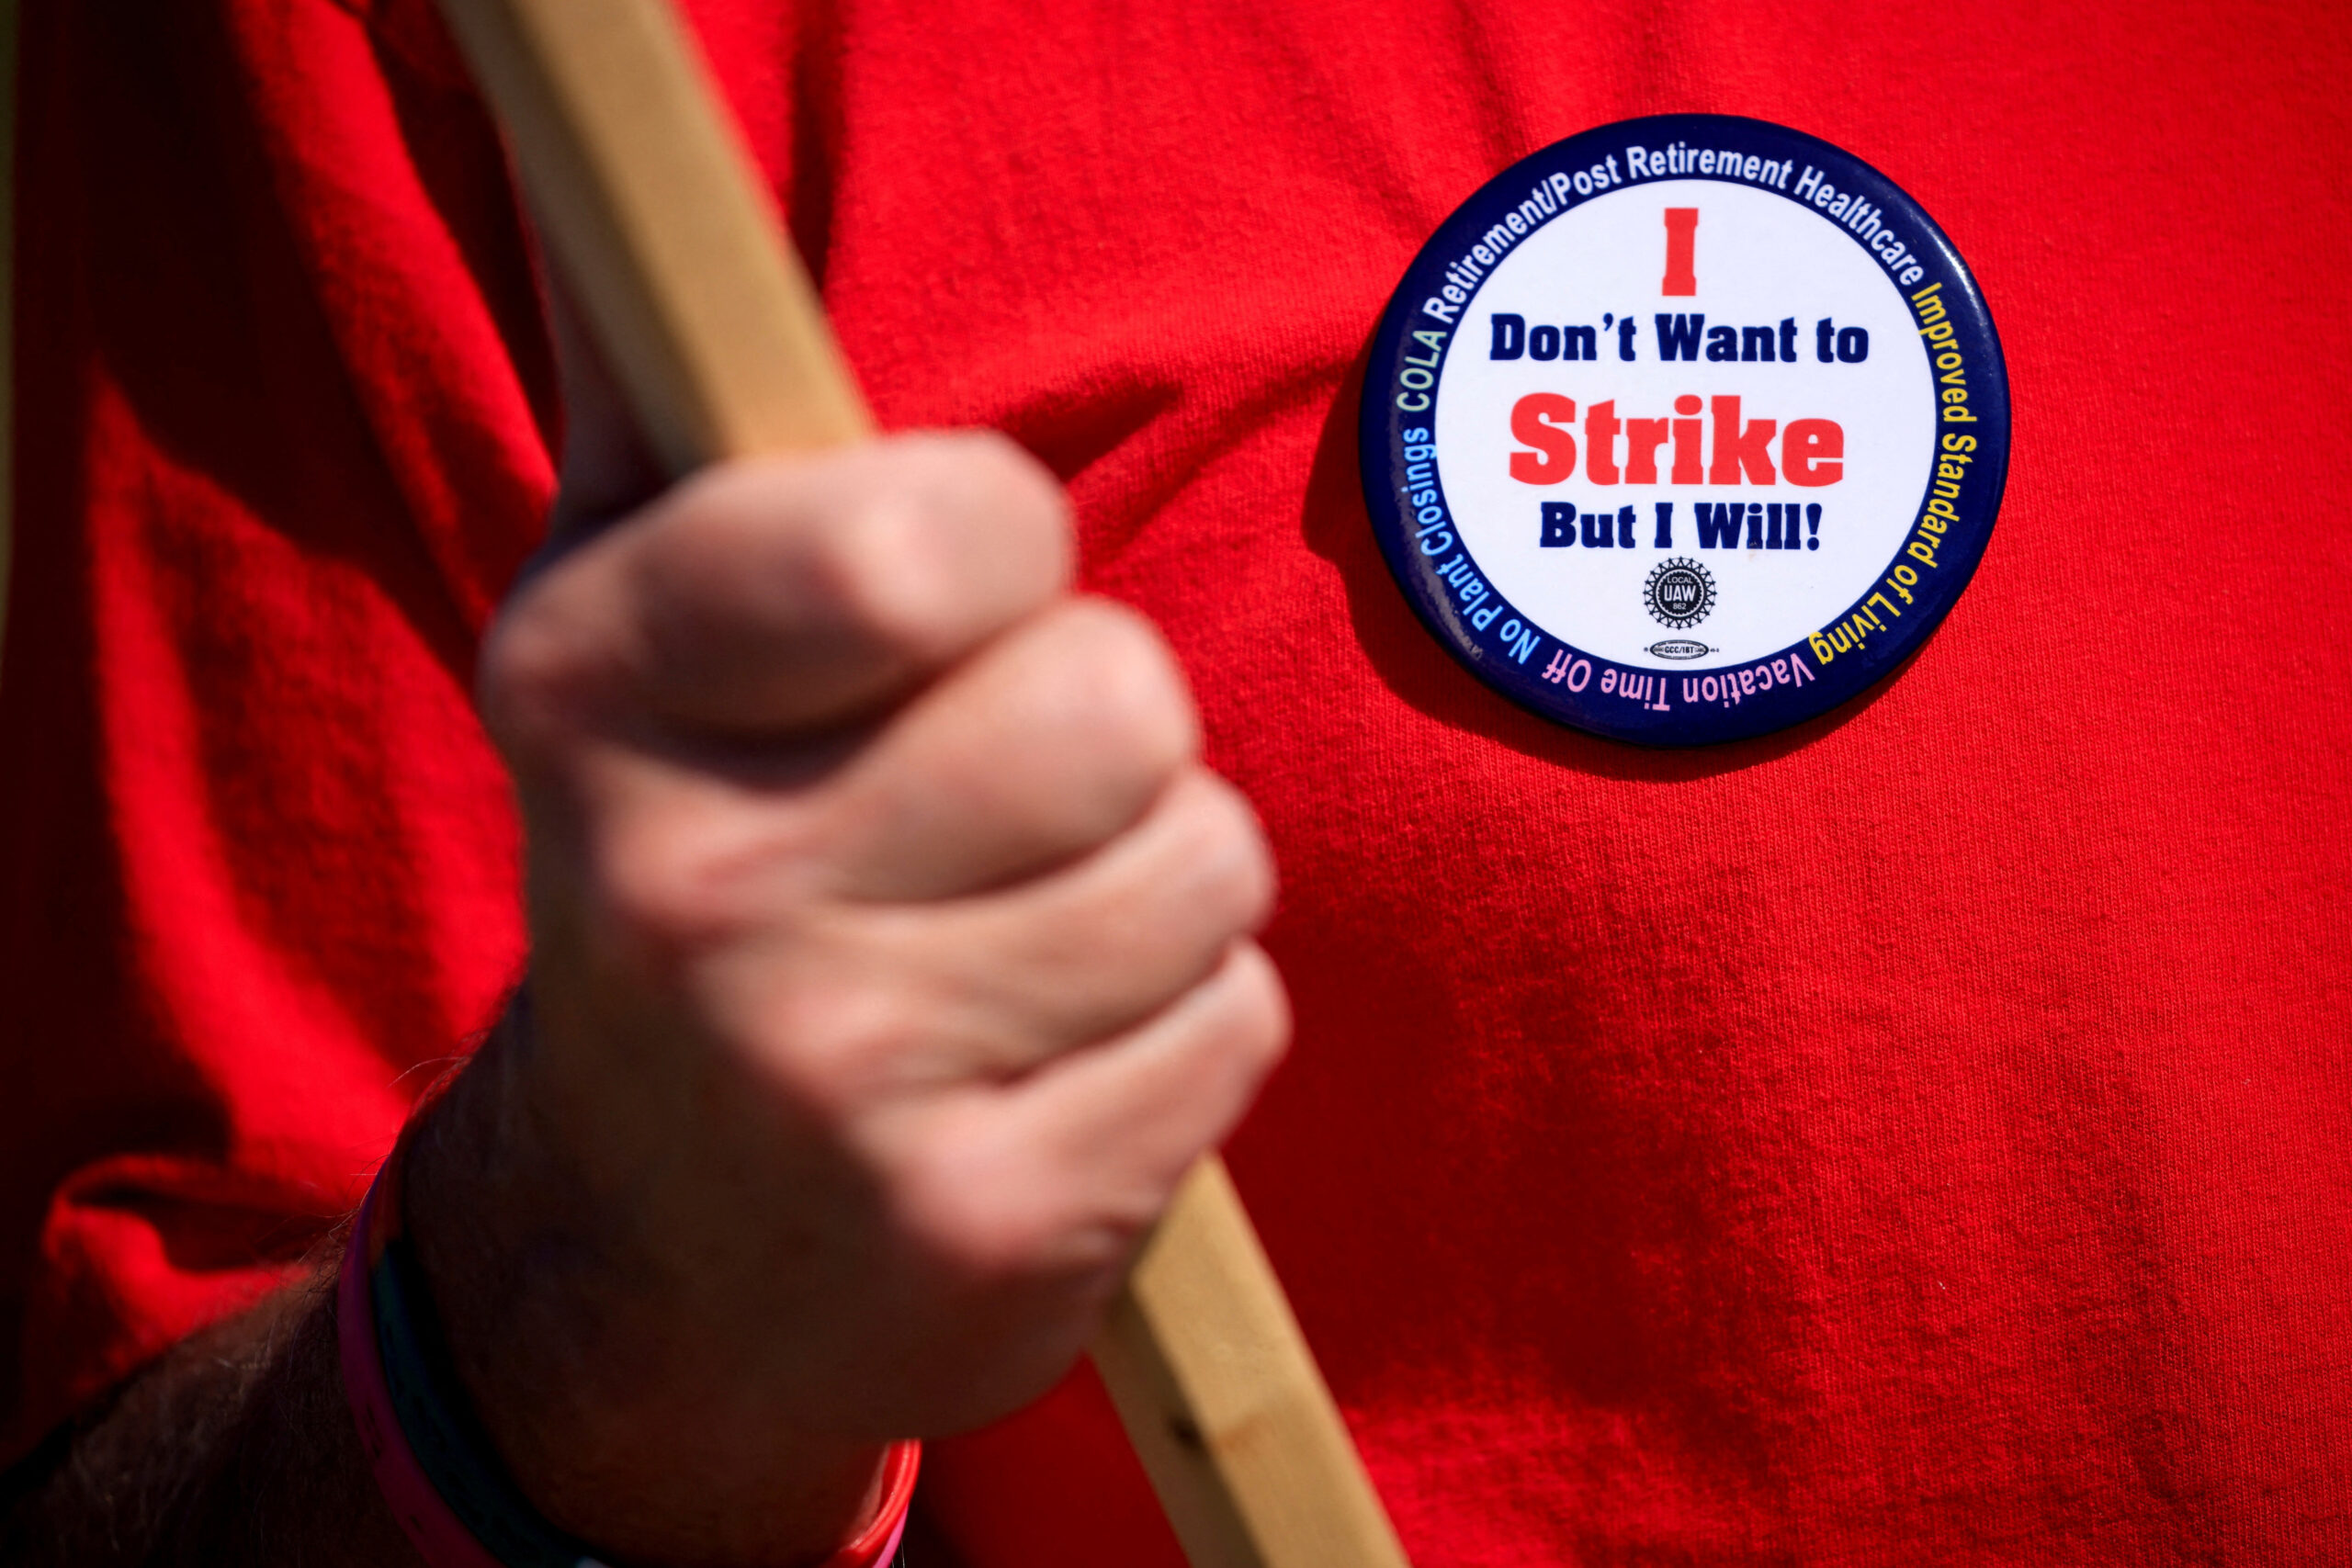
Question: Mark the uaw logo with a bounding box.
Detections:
[1645,558,1714,628]
[1360,113,2009,746]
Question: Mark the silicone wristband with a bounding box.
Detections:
[339,1130,918,1567]
[340,1178,509,1568]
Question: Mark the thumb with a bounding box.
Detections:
[483,432,1075,747]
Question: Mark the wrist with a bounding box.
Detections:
[393,998,905,1565]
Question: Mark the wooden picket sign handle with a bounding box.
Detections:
[426,2,1411,1564]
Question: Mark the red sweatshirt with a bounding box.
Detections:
[5,1,2349,1561]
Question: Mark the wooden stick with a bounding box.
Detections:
[1093,1159,1415,1568]
[428,2,1412,1564]
[434,0,865,470]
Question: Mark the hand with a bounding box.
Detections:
[406,419,1288,1563]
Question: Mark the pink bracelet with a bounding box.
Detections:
[338,1135,919,1567]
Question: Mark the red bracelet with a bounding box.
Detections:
[338,1118,919,1568]
[339,1175,509,1568]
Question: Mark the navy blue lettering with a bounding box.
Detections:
[1694,502,1745,548]
[1655,313,1704,361]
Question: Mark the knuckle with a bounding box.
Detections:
[1022,602,1199,771]
[887,1103,1154,1290]
[586,812,733,956]
[474,619,550,754]
[754,970,928,1109]
[837,433,1073,656]
[904,430,1068,530]
[475,565,615,758]
[580,796,826,970]
[1202,944,1292,1081]
[1165,773,1277,932]
[638,443,1062,679]
[895,1144,1073,1283]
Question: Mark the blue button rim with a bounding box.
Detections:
[1359,112,2010,747]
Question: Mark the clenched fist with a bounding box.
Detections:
[402,433,1287,1563]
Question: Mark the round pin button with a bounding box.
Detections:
[1361,114,2008,745]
